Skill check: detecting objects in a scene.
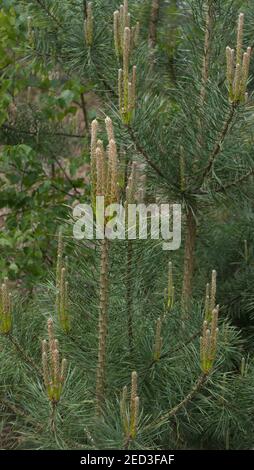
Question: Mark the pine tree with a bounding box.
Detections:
[1,0,254,451]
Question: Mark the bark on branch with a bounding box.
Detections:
[144,373,208,431]
[148,0,161,51]
[200,104,236,184]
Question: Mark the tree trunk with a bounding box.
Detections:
[181,209,197,311]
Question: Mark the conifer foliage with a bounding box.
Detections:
[1,0,254,451]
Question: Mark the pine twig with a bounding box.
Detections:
[50,401,57,433]
[140,329,201,384]
[0,396,43,431]
[35,0,63,29]
[161,373,208,421]
[213,168,254,193]
[127,125,165,179]
[124,434,131,450]
[200,103,236,184]
[145,373,208,431]
[8,334,41,376]
[157,329,201,363]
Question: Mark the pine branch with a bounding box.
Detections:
[2,124,85,139]
[200,103,237,184]
[7,334,41,376]
[34,0,63,29]
[50,401,57,433]
[0,396,43,431]
[127,125,166,179]
[140,328,201,382]
[67,333,91,355]
[0,397,26,418]
[213,168,254,193]
[145,373,208,431]
[186,2,215,299]
[159,329,201,362]
[160,373,208,421]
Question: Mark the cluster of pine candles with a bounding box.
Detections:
[1,1,254,450]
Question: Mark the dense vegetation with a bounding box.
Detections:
[1,0,254,450]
